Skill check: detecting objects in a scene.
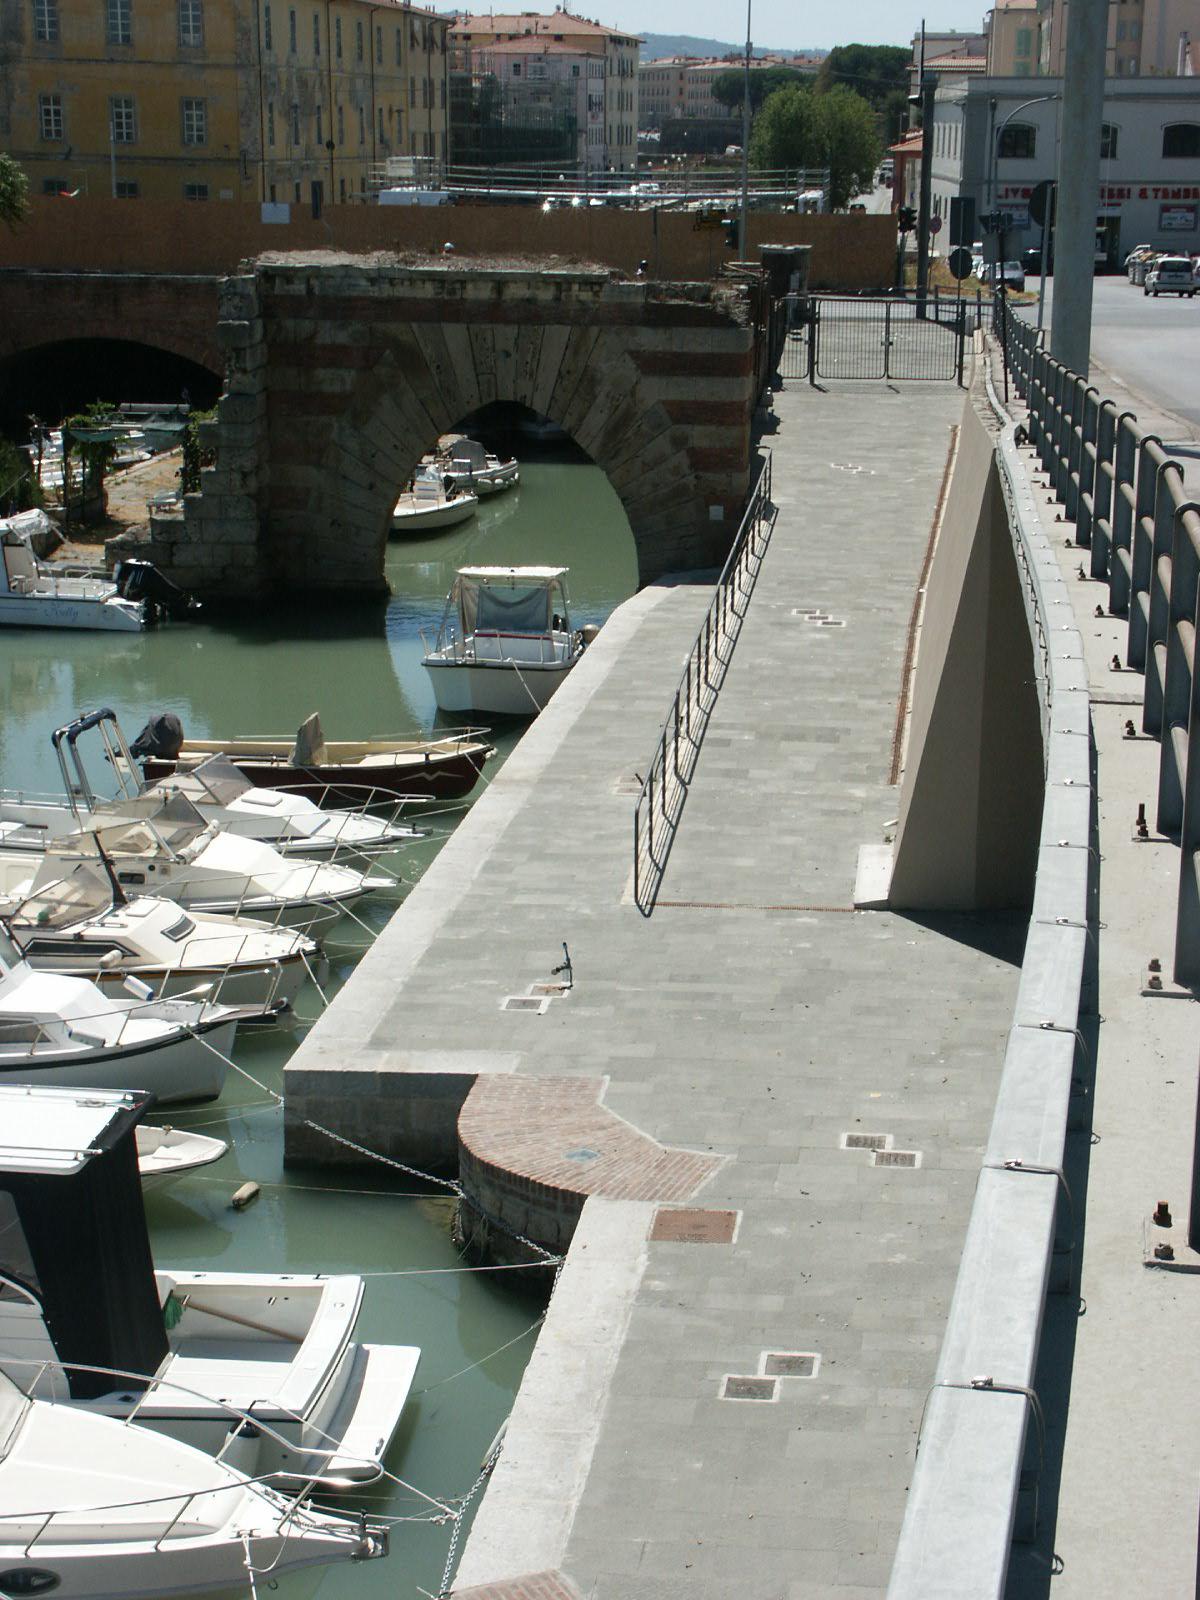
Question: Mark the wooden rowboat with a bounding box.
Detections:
[137,718,495,804]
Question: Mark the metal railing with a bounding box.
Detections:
[778,293,991,386]
[632,454,775,914]
[1001,302,1200,985]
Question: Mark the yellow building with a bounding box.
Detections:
[0,0,450,207]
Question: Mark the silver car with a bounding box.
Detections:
[1144,256,1197,297]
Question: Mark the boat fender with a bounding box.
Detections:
[579,623,601,647]
[230,1180,262,1211]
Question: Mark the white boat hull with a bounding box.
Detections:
[137,1125,229,1192]
[0,1016,235,1103]
[424,655,577,716]
[0,593,144,631]
[390,496,477,533]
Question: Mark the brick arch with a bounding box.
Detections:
[0,272,222,375]
[285,322,712,590]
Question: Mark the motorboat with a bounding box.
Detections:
[133,711,496,803]
[135,1123,228,1192]
[442,438,520,496]
[0,517,198,632]
[4,709,422,864]
[421,566,595,716]
[0,928,238,1102]
[391,467,478,534]
[0,793,392,931]
[0,1086,422,1490]
[1,855,318,1014]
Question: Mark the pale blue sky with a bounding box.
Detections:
[598,1,989,53]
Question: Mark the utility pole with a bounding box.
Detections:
[1051,0,1107,374]
[915,72,936,318]
[737,0,752,259]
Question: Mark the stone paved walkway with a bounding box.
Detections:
[289,373,1030,1598]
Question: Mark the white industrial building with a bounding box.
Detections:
[929,74,1200,265]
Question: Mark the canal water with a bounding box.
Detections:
[0,445,638,1600]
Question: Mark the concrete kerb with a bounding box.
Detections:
[885,371,1092,1599]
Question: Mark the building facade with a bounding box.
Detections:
[0,0,450,206]
[986,0,1041,76]
[451,10,639,170]
[1037,0,1197,77]
[929,73,1200,264]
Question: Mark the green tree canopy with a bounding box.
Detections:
[0,153,30,231]
[749,83,881,209]
[710,65,815,114]
[817,44,910,145]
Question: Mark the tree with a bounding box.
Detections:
[711,65,814,115]
[0,153,30,231]
[817,44,910,146]
[815,86,883,210]
[748,86,818,172]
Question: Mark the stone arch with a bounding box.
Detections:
[273,318,717,592]
[0,273,222,375]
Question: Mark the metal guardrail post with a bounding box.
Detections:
[1109,414,1140,617]
[1143,460,1187,739]
[1157,504,1200,836]
[1174,556,1200,986]
[1065,383,1096,530]
[1075,388,1099,547]
[1128,438,1166,672]
[807,300,818,387]
[1090,401,1117,580]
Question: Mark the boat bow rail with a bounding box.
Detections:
[632,453,775,914]
[885,360,1092,1598]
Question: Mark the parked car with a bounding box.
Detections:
[1125,243,1155,279]
[1128,249,1159,286]
[1144,255,1197,297]
[983,260,1026,292]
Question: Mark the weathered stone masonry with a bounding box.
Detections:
[147,254,762,597]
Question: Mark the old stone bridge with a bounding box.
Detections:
[145,255,769,597]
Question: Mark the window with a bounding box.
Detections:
[315,105,322,142]
[291,102,299,143]
[334,15,341,56]
[1015,26,1032,55]
[32,0,58,42]
[395,26,401,64]
[339,176,345,201]
[184,182,208,199]
[268,100,275,145]
[512,60,521,75]
[378,104,385,141]
[114,179,138,197]
[288,5,296,50]
[263,2,270,45]
[1100,122,1118,159]
[312,11,319,53]
[294,181,300,203]
[337,102,343,143]
[355,17,362,59]
[358,104,365,143]
[1163,124,1200,159]
[41,176,66,193]
[178,0,202,46]
[572,62,579,77]
[106,0,130,44]
[439,76,445,107]
[375,24,381,63]
[269,182,276,201]
[181,96,207,144]
[38,93,63,140]
[109,94,136,142]
[997,122,1036,159]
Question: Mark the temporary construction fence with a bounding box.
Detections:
[777,291,992,385]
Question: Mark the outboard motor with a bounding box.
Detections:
[113,558,201,624]
[129,711,185,763]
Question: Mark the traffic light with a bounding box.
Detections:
[897,206,917,232]
[723,216,738,249]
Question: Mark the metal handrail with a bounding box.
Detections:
[999,299,1200,985]
[632,454,775,914]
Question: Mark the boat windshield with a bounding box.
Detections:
[173,755,253,807]
[460,579,555,636]
[9,862,112,931]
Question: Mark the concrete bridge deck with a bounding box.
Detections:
[287,377,1037,1596]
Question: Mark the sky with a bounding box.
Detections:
[585,1,989,53]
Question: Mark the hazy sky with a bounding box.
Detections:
[593,1,988,52]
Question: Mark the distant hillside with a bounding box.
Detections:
[640,33,826,62]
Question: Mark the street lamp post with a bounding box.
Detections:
[737,0,751,259]
[989,93,1059,272]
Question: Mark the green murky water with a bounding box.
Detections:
[0,447,637,1599]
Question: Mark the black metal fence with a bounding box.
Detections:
[778,292,992,386]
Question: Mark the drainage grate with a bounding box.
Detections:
[761,1352,819,1379]
[650,1207,739,1244]
[841,1132,891,1152]
[501,995,550,1014]
[527,981,569,997]
[873,1149,922,1169]
[722,1375,778,1402]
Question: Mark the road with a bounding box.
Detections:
[1032,272,1200,433]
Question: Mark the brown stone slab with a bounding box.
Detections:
[649,1206,739,1244]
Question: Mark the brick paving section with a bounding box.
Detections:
[454,1575,583,1600]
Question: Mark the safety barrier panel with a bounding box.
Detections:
[777,292,991,385]
[631,454,775,915]
[1002,304,1200,985]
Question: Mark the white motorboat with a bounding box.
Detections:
[442,438,520,496]
[0,930,237,1102]
[422,566,594,716]
[0,517,145,632]
[0,708,421,865]
[0,1086,422,1490]
[0,1375,388,1599]
[391,467,478,534]
[2,856,318,1014]
[135,1123,229,1191]
[0,793,392,931]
